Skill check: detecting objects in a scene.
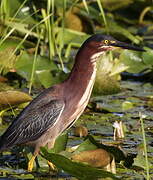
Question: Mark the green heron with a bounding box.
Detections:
[0,34,144,171]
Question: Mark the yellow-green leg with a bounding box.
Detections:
[28,155,36,171]
[28,154,55,171]
[47,161,56,170]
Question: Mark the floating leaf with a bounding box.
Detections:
[41,148,119,180]
[133,151,151,170]
[74,126,88,137]
[72,148,113,168]
[74,137,97,154]
[0,90,32,109]
[122,101,134,111]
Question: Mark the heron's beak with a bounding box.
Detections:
[111,41,145,52]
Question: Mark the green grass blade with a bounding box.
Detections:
[96,0,108,34]
[29,34,41,94]
[6,14,52,64]
[82,0,89,14]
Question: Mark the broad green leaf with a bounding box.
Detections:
[74,138,97,154]
[109,58,129,76]
[93,54,120,95]
[36,70,53,88]
[8,0,25,17]
[6,21,38,37]
[108,21,141,44]
[47,132,68,153]
[15,51,58,86]
[0,39,24,50]
[133,151,151,170]
[122,101,134,111]
[119,50,147,73]
[56,27,88,45]
[142,47,153,65]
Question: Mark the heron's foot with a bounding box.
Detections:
[28,155,36,172]
[47,161,56,171]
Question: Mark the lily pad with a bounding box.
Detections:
[72,148,113,168]
[0,90,32,109]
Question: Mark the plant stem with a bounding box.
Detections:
[47,0,55,59]
[139,112,150,180]
[29,34,41,94]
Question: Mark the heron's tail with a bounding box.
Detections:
[0,135,7,152]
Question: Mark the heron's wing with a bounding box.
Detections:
[0,99,65,149]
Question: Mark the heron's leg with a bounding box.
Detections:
[47,161,56,170]
[47,139,56,170]
[28,154,37,171]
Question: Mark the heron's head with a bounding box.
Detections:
[80,34,144,61]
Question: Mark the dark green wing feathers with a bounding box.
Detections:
[0,99,65,151]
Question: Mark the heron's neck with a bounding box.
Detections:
[68,53,96,82]
[65,50,97,91]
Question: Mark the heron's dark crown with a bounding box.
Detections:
[85,34,115,43]
[81,34,145,52]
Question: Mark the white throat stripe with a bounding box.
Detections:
[91,51,104,60]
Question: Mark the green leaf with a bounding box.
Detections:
[0,47,20,73]
[47,132,68,153]
[56,27,88,45]
[93,54,121,95]
[108,21,141,44]
[74,138,97,154]
[102,0,133,11]
[119,50,148,73]
[142,47,153,66]
[15,51,58,86]
[122,101,134,111]
[36,70,53,88]
[72,135,126,163]
[133,151,151,170]
[41,148,119,180]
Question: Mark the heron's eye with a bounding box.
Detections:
[104,40,109,44]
